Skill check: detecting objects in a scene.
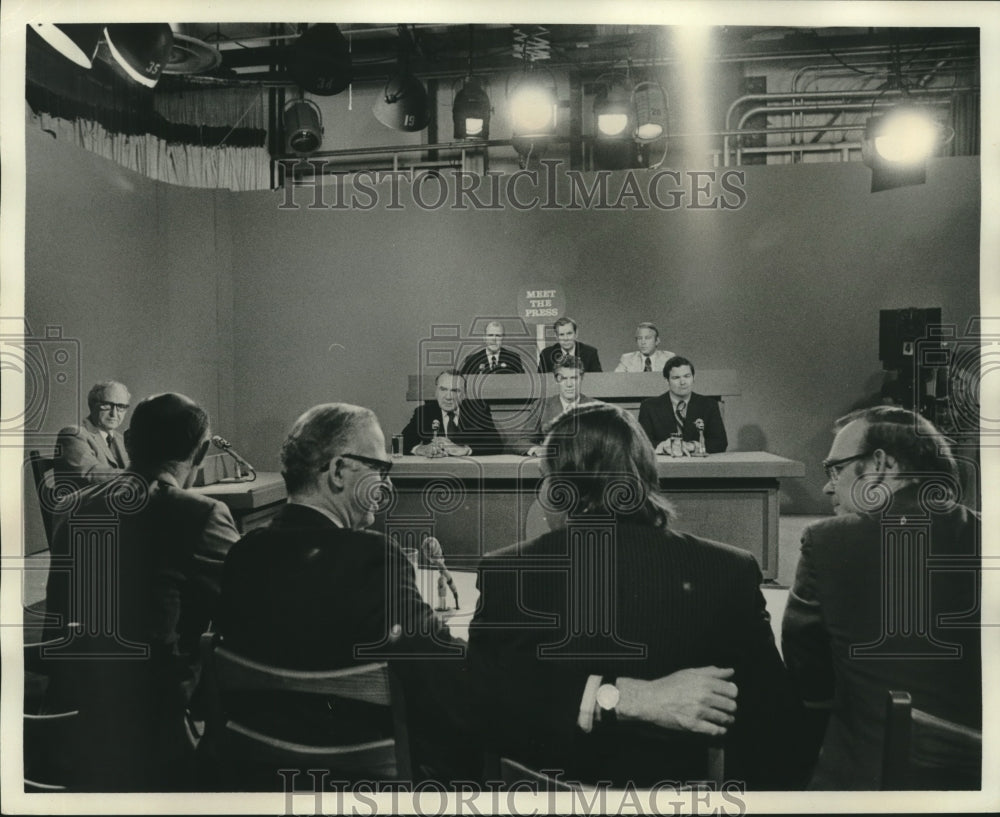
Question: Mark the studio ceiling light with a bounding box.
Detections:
[103,23,174,88]
[289,24,352,96]
[28,23,102,69]
[453,77,491,139]
[594,82,634,139]
[374,71,430,132]
[510,75,557,139]
[862,105,941,192]
[632,81,669,143]
[284,98,324,155]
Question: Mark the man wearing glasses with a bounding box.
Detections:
[513,356,599,456]
[781,406,981,790]
[55,380,132,485]
[219,403,479,783]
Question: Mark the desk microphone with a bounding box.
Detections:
[211,435,257,480]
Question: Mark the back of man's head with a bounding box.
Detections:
[281,403,376,494]
[835,405,958,482]
[125,393,209,473]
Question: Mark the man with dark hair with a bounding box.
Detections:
[55,380,132,485]
[219,403,477,783]
[782,406,981,789]
[401,370,504,456]
[512,355,600,456]
[638,355,728,453]
[538,316,603,373]
[43,393,239,791]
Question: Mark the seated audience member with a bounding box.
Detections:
[538,316,602,373]
[401,370,504,456]
[782,406,981,790]
[638,355,728,453]
[55,380,132,485]
[512,356,599,456]
[43,393,240,791]
[458,321,526,375]
[470,403,801,789]
[218,404,477,783]
[614,322,674,373]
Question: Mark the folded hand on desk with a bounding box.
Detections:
[413,437,472,458]
[617,666,737,736]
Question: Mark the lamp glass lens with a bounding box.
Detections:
[635,122,664,141]
[597,113,629,137]
[512,87,555,134]
[465,117,485,136]
[874,111,938,164]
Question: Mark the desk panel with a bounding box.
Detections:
[375,453,802,580]
[192,472,286,533]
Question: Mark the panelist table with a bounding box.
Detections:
[192,472,286,533]
[375,452,803,581]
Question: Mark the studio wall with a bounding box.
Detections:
[23,121,980,557]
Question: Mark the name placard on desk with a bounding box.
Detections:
[406,371,739,403]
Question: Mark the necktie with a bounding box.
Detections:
[643,355,652,372]
[490,356,497,371]
[676,400,687,426]
[446,411,456,436]
[106,434,122,467]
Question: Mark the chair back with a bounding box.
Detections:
[199,632,413,785]
[24,709,79,791]
[28,450,58,549]
[882,689,982,790]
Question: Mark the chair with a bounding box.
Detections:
[882,690,982,790]
[28,450,58,550]
[199,632,413,788]
[24,710,80,792]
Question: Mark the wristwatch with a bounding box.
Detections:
[596,676,619,723]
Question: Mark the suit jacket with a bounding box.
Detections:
[458,347,526,375]
[781,491,982,790]
[538,341,602,374]
[637,391,728,453]
[217,504,472,770]
[614,349,675,373]
[511,394,595,454]
[401,399,505,455]
[469,521,801,789]
[55,417,130,486]
[43,473,239,791]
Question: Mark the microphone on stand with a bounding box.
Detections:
[421,535,459,610]
[211,435,257,482]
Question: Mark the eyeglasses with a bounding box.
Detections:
[322,452,393,480]
[822,452,870,483]
[97,402,130,412]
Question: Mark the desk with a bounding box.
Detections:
[375,453,803,580]
[192,472,286,533]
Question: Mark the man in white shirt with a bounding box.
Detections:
[614,322,674,373]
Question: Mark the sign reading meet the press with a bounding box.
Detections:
[517,287,565,324]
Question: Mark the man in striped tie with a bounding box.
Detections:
[637,356,728,454]
[55,380,132,486]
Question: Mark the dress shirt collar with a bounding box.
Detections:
[287,500,345,527]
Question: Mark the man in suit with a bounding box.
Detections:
[43,393,240,791]
[782,406,981,790]
[218,403,477,782]
[401,369,504,455]
[538,316,602,373]
[470,404,803,789]
[638,355,728,454]
[55,380,132,485]
[458,321,526,375]
[614,322,675,373]
[512,356,598,456]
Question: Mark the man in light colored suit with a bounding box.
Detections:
[514,356,599,456]
[55,380,132,485]
[614,322,674,373]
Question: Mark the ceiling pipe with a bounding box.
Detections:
[723,85,975,165]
